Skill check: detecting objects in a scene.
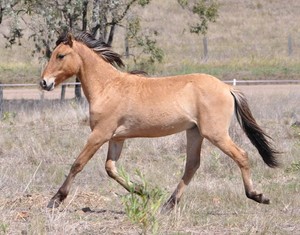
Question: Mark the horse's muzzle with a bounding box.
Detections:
[40,79,55,91]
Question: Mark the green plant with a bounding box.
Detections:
[126,16,164,73]
[207,149,221,173]
[120,168,166,234]
[291,125,300,139]
[285,161,300,173]
[1,111,16,123]
[0,222,9,234]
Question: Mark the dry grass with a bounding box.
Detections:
[1,1,299,234]
[0,85,299,234]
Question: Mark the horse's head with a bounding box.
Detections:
[40,34,81,91]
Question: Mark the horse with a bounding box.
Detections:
[40,32,279,210]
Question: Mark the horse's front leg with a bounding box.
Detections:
[47,130,108,208]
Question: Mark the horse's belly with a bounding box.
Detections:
[112,118,195,139]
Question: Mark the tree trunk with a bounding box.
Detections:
[99,0,108,42]
[91,0,100,37]
[203,36,208,60]
[82,0,88,31]
[0,83,3,118]
[74,0,89,102]
[125,36,129,58]
[107,23,115,46]
[0,6,3,24]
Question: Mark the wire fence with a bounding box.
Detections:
[0,79,300,117]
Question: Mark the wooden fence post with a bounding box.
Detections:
[125,36,129,59]
[75,78,82,102]
[0,84,3,118]
[288,35,293,56]
[61,84,66,101]
[203,36,208,60]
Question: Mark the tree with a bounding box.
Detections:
[178,0,219,59]
[0,0,24,48]
[124,15,164,72]
[88,0,163,73]
[90,0,150,46]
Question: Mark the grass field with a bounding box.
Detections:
[0,84,299,234]
[0,0,300,234]
[1,0,300,83]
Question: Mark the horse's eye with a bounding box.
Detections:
[57,54,65,59]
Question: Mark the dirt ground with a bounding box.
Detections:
[0,191,139,234]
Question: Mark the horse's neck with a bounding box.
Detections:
[75,43,121,102]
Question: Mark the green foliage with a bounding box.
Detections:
[28,0,85,58]
[178,0,219,36]
[127,17,141,39]
[126,16,164,72]
[291,124,300,139]
[120,168,166,234]
[190,1,219,35]
[2,0,159,68]
[0,221,9,234]
[138,0,151,7]
[285,161,300,173]
[177,0,188,7]
[0,0,24,48]
[135,36,164,72]
[1,111,16,123]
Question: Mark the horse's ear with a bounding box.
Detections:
[67,33,74,47]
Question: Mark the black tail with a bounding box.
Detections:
[231,89,280,168]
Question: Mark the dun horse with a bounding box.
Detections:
[41,32,279,209]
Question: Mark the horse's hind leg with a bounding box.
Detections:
[105,140,145,195]
[163,127,204,211]
[208,135,270,204]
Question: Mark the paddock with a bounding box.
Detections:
[0,84,299,234]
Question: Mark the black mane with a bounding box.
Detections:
[56,32,124,68]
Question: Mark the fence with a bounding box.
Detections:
[0,80,300,117]
[0,82,80,100]
[0,82,82,117]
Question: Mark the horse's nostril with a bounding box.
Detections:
[40,79,55,91]
[40,80,47,88]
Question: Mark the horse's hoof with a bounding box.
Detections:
[246,191,270,204]
[254,193,270,204]
[161,200,176,214]
[161,204,173,214]
[261,195,270,204]
[47,198,61,208]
